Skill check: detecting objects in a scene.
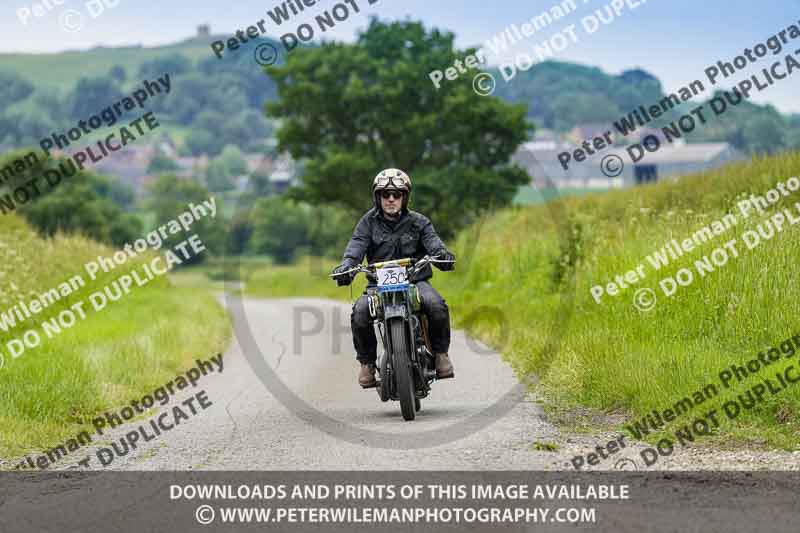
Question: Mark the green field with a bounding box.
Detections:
[0,213,231,461]
[233,151,800,451]
[0,38,215,92]
[513,186,611,205]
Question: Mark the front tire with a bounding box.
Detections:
[390,318,416,421]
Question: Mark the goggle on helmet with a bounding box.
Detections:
[373,169,412,193]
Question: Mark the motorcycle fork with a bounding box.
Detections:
[376,287,432,399]
[409,314,433,397]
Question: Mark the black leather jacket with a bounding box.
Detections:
[341,208,454,282]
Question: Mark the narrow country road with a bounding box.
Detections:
[8,296,800,533]
[51,295,799,471]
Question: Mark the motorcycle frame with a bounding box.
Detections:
[371,282,436,402]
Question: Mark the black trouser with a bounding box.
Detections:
[351,281,450,364]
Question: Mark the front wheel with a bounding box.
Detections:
[390,318,416,421]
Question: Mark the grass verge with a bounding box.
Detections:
[234,151,800,452]
[0,215,231,461]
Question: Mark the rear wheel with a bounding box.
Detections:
[390,318,416,421]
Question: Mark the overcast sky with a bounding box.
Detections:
[2,0,798,113]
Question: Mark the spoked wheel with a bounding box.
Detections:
[390,318,416,421]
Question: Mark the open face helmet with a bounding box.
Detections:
[373,168,411,210]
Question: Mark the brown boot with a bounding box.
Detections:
[435,353,454,379]
[358,363,376,387]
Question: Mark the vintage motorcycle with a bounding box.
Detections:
[331,255,455,421]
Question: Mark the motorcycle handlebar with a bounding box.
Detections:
[329,255,455,279]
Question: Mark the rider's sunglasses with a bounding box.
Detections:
[380,190,404,200]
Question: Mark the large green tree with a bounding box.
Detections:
[266,18,532,237]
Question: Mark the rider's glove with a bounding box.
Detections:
[332,263,354,286]
[433,249,456,271]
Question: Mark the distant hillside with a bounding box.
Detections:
[1,33,798,157]
[493,61,665,132]
[0,33,284,157]
[493,60,800,154]
[0,34,243,91]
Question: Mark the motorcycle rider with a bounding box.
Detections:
[332,169,456,387]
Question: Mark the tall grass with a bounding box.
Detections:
[0,215,231,459]
[241,151,800,449]
[438,151,800,448]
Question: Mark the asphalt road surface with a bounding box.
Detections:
[49,295,799,471]
[7,296,800,533]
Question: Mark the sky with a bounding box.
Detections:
[2,0,798,113]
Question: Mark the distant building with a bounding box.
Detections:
[513,140,622,189]
[626,127,668,144]
[89,144,153,191]
[244,154,268,174]
[262,154,297,194]
[155,137,178,158]
[612,140,745,186]
[513,140,745,189]
[231,152,298,194]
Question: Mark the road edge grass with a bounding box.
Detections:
[0,284,232,464]
[228,151,800,456]
[0,210,236,467]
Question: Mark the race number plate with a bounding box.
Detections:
[377,265,408,291]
